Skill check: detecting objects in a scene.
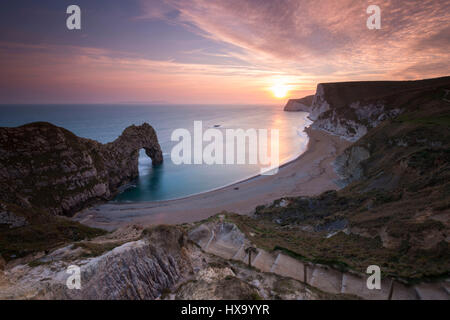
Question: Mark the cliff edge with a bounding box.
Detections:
[285,77,450,142]
[283,95,314,112]
[309,77,450,141]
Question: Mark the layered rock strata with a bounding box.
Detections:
[0,122,163,216]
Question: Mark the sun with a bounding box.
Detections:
[270,84,289,98]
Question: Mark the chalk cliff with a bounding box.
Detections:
[0,122,163,216]
[269,77,450,280]
[283,95,314,112]
[328,77,450,186]
[286,77,450,141]
[285,76,450,188]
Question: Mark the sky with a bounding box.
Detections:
[0,0,449,104]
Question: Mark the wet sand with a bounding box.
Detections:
[73,128,351,231]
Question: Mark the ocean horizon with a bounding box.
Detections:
[0,104,311,201]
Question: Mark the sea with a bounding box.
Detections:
[0,104,311,202]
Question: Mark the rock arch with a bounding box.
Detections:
[0,122,163,216]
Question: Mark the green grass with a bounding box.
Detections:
[396,114,450,126]
[72,241,123,258]
[224,212,449,283]
[0,217,106,261]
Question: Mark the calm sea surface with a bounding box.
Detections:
[0,104,311,201]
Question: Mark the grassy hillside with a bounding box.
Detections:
[0,202,106,261]
[242,84,450,282]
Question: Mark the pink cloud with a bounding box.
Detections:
[1,1,449,104]
[0,42,288,104]
[150,0,450,79]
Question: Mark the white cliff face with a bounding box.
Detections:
[305,82,405,141]
[312,104,401,142]
[302,82,407,186]
[309,84,330,121]
[284,100,310,112]
[313,101,400,186]
[312,114,368,142]
[309,92,402,142]
[352,101,402,128]
[283,95,314,112]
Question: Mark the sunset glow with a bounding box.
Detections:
[270,84,289,99]
[0,0,449,104]
[0,1,449,303]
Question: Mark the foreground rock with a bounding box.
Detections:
[1,215,447,299]
[189,217,448,300]
[0,226,191,299]
[0,122,163,216]
[0,224,339,300]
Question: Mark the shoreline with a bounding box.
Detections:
[73,128,351,231]
[114,131,309,205]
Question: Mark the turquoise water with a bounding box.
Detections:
[0,104,311,201]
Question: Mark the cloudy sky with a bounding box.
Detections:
[0,0,449,104]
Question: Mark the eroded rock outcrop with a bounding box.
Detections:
[327,77,450,186]
[307,77,450,141]
[333,145,370,187]
[0,222,356,300]
[283,77,450,187]
[0,122,163,216]
[283,95,314,112]
[0,226,194,300]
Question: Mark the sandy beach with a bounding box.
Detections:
[73,128,351,230]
